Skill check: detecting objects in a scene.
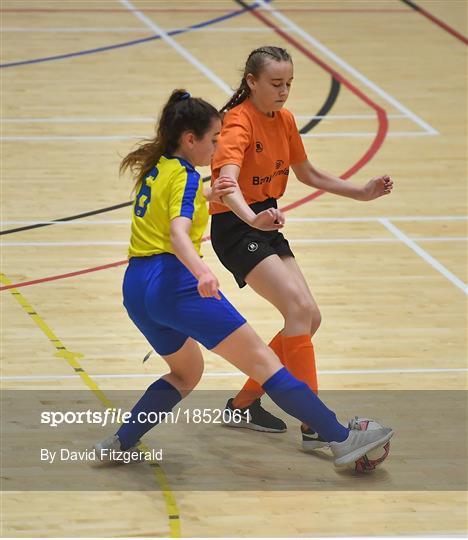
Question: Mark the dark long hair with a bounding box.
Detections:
[220,46,292,113]
[120,89,220,186]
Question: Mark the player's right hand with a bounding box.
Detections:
[251,208,285,231]
[209,175,238,203]
[197,270,221,300]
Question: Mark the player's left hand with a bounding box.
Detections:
[206,176,238,203]
[360,174,393,201]
[251,208,285,231]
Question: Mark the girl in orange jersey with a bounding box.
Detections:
[210,46,393,448]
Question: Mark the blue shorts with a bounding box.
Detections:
[122,253,247,356]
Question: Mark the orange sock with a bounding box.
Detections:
[232,331,284,408]
[282,334,318,394]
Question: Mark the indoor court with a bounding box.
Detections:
[1,0,467,537]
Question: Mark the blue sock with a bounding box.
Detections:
[116,378,182,450]
[262,368,349,443]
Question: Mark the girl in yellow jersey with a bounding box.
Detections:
[94,89,393,468]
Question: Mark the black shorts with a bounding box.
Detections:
[210,198,295,288]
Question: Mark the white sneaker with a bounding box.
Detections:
[330,426,393,466]
[93,434,144,465]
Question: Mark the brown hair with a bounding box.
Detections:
[220,46,292,113]
[120,89,220,186]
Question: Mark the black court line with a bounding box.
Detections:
[299,77,340,134]
[1,202,133,235]
[1,77,340,236]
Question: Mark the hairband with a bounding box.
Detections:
[180,92,191,100]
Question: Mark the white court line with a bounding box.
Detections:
[302,132,432,138]
[2,216,467,226]
[288,216,468,223]
[1,220,134,225]
[5,5,437,137]
[2,241,129,246]
[1,26,277,33]
[379,218,468,295]
[1,241,129,246]
[289,237,467,244]
[3,117,158,123]
[2,114,407,123]
[99,0,436,140]
[0,135,142,141]
[2,237,466,247]
[295,114,407,120]
[257,0,438,135]
[0,131,431,141]
[119,0,232,95]
[2,27,154,32]
[2,367,467,382]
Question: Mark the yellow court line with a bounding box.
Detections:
[1,272,181,538]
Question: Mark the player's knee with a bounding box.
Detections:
[286,294,316,326]
[171,365,203,391]
[310,307,322,335]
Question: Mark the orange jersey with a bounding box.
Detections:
[210,98,307,215]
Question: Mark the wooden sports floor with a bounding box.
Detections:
[1,0,467,537]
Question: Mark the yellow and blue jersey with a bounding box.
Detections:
[128,155,208,258]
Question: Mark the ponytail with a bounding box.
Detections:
[220,78,250,114]
[121,89,219,186]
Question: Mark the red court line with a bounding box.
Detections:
[0,260,128,291]
[403,0,468,45]
[1,5,389,292]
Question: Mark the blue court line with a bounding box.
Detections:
[1,2,264,69]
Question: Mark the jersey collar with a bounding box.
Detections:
[163,154,196,171]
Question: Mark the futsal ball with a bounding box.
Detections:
[349,417,391,473]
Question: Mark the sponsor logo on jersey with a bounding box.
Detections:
[252,167,289,185]
[275,159,284,169]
